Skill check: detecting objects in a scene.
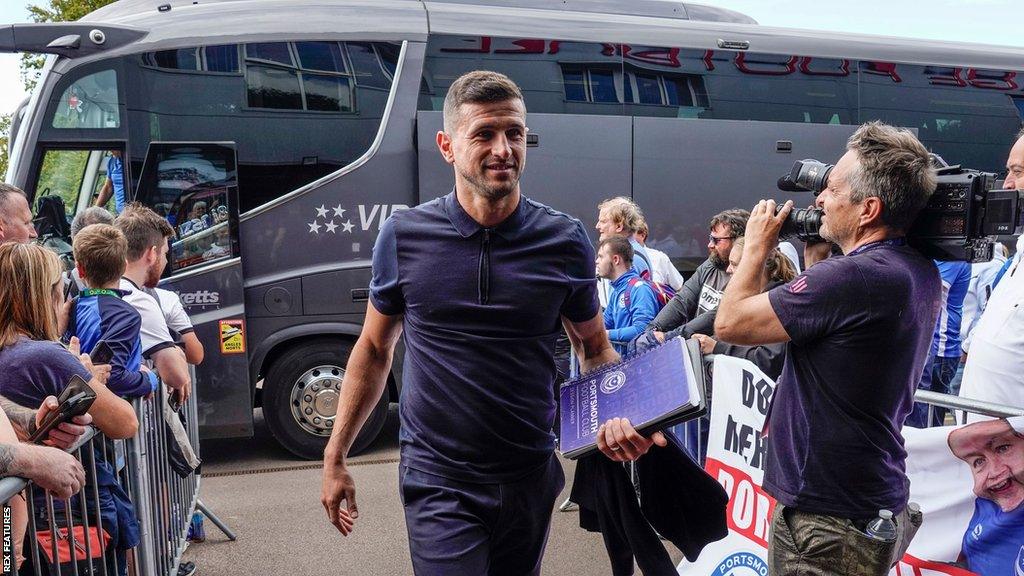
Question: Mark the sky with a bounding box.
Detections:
[0,0,1021,115]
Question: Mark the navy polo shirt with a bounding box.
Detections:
[371,191,598,483]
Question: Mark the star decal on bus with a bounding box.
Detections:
[308,204,355,235]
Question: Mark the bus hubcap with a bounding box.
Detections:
[290,365,343,437]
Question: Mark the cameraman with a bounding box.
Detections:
[715,121,940,575]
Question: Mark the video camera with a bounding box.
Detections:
[775,159,1024,262]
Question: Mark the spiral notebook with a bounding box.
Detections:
[558,337,706,459]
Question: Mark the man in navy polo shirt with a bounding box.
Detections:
[715,122,941,575]
[321,71,665,575]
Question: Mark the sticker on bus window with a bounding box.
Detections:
[219,319,245,354]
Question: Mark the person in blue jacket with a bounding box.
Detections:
[597,236,659,356]
[949,417,1024,575]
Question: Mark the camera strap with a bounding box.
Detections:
[846,237,906,257]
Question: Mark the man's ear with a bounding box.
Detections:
[860,197,885,227]
[76,261,86,280]
[436,131,455,165]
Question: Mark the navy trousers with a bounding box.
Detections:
[399,454,565,576]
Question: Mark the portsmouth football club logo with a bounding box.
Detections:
[1015,545,1024,576]
[713,552,769,576]
[972,523,983,540]
[600,370,626,394]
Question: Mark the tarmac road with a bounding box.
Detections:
[182,406,685,575]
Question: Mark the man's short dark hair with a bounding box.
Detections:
[443,71,524,133]
[71,206,115,238]
[116,202,174,262]
[710,209,750,237]
[74,224,127,287]
[599,236,634,265]
[847,121,937,231]
[0,184,27,218]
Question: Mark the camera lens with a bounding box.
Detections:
[776,206,824,242]
[792,160,834,194]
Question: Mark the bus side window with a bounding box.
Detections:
[50,69,121,129]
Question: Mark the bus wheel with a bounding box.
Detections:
[263,339,389,460]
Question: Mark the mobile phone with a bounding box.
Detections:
[89,340,114,365]
[30,375,97,444]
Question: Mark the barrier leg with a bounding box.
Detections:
[194,502,236,542]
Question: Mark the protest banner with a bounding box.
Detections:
[677,355,1012,576]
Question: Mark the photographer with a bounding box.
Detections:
[715,121,940,575]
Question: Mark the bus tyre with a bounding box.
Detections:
[263,340,389,460]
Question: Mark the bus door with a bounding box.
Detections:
[28,146,126,257]
[134,142,253,439]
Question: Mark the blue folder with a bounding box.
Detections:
[558,337,706,459]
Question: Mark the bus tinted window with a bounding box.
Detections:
[50,69,121,129]
[858,61,1022,172]
[124,41,400,213]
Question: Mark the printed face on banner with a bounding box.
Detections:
[949,419,1024,512]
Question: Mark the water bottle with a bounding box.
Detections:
[188,511,206,543]
[865,509,897,542]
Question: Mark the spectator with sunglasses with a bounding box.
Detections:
[646,209,749,343]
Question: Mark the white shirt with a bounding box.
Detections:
[644,246,685,291]
[959,238,1024,417]
[120,278,176,358]
[154,287,194,335]
[960,246,1008,353]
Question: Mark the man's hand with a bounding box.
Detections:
[321,448,358,536]
[597,417,668,462]
[168,379,191,404]
[15,444,86,499]
[69,337,111,386]
[744,199,793,263]
[35,396,94,449]
[692,334,717,354]
[653,331,666,344]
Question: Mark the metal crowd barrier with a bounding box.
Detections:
[0,378,217,576]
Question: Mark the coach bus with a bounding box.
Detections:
[2,0,1023,458]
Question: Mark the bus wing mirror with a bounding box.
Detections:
[0,23,145,58]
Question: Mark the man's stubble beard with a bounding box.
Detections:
[456,164,520,201]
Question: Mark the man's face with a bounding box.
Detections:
[0,194,38,244]
[595,244,617,280]
[707,223,735,268]
[1004,136,1024,190]
[596,209,625,241]
[726,242,744,275]
[145,241,169,288]
[949,419,1024,512]
[816,150,861,247]
[437,99,527,202]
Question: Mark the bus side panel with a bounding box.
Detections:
[164,262,254,439]
[416,110,632,234]
[632,118,860,267]
[237,43,426,285]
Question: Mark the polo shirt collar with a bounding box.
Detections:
[444,190,526,240]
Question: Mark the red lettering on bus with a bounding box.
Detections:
[703,50,715,71]
[863,61,903,83]
[799,57,850,77]
[441,36,492,53]
[734,53,797,75]
[928,67,967,87]
[494,39,546,54]
[547,40,561,55]
[967,69,1018,91]
[601,43,617,57]
[621,45,682,68]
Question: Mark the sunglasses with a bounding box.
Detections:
[708,234,736,245]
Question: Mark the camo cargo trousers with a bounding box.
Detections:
[767,503,922,576]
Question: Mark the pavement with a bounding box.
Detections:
[182,406,685,575]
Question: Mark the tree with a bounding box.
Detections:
[0,114,10,178]
[21,0,118,92]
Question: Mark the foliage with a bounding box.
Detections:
[21,0,118,91]
[0,114,10,178]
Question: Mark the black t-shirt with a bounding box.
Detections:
[765,241,940,519]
